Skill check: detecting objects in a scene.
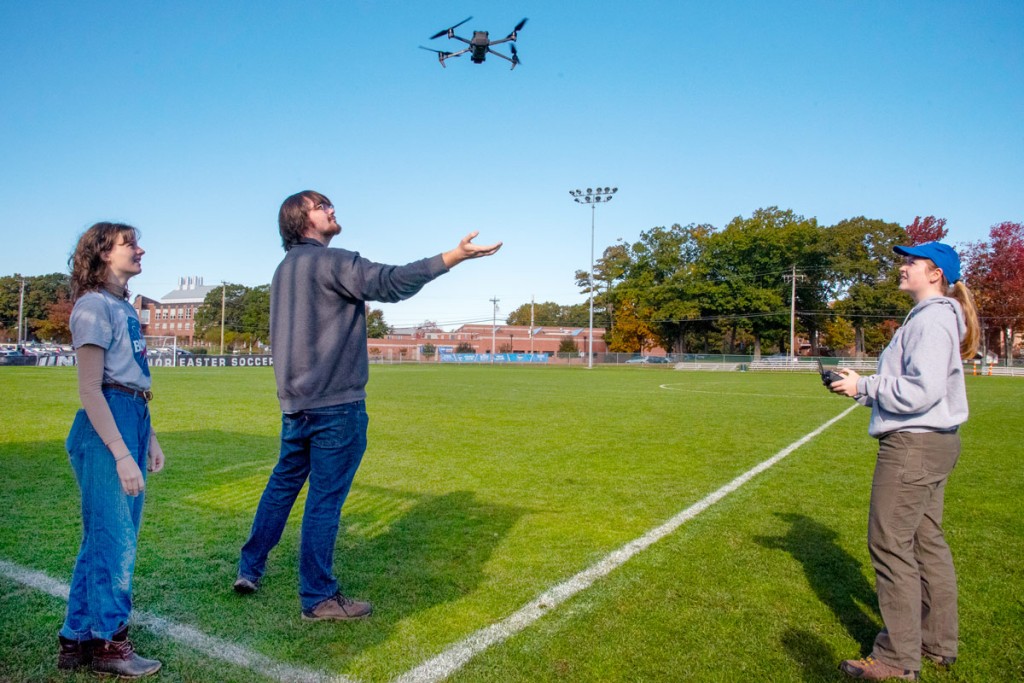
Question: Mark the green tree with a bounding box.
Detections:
[0,273,72,341]
[239,285,270,342]
[454,342,475,353]
[507,301,562,326]
[195,284,250,350]
[557,336,579,354]
[421,343,436,358]
[697,208,824,357]
[366,307,390,338]
[506,301,591,328]
[825,217,909,356]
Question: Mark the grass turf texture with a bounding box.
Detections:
[0,365,1019,682]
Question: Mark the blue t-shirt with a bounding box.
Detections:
[70,291,152,391]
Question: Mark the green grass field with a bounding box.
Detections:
[1,365,1021,682]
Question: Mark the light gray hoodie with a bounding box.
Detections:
[856,296,968,438]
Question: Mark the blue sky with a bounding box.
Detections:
[2,1,1021,328]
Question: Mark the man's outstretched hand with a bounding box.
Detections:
[443,231,503,268]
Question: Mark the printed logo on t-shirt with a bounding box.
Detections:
[127,316,151,377]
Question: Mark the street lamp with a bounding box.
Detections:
[569,186,618,369]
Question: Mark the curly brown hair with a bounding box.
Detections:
[279,190,331,251]
[68,222,140,301]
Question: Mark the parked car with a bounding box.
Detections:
[624,356,670,365]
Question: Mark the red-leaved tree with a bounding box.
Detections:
[905,216,949,245]
[963,221,1024,362]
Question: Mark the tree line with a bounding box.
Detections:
[0,276,391,350]
[3,209,1021,360]
[505,209,1023,359]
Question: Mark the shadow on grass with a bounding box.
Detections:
[781,627,841,682]
[335,484,525,623]
[0,432,526,676]
[233,483,529,670]
[755,513,880,663]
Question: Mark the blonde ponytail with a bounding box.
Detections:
[950,280,980,360]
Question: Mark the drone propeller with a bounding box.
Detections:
[430,16,472,39]
[506,17,529,39]
[419,46,452,56]
[510,43,520,64]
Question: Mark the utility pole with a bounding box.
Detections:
[569,186,618,369]
[219,282,226,355]
[529,295,535,355]
[17,278,25,347]
[490,296,499,363]
[782,265,807,359]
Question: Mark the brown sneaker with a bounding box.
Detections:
[922,650,956,669]
[91,628,162,678]
[57,635,94,670]
[301,592,373,621]
[840,656,919,681]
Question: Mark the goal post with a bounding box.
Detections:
[144,335,178,362]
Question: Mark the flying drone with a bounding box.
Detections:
[420,16,528,70]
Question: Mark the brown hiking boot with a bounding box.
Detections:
[922,650,956,669]
[840,656,919,681]
[57,635,94,669]
[91,627,162,678]
[233,576,260,594]
[301,592,373,621]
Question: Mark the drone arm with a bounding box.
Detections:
[449,34,472,45]
[488,35,515,47]
[438,47,472,67]
[487,48,518,69]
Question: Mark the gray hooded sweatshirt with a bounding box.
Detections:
[856,296,968,438]
[270,238,449,413]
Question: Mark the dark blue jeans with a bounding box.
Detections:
[238,401,368,610]
[61,389,150,641]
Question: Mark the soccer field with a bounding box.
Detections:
[1,365,1021,682]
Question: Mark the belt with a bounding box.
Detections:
[102,383,153,402]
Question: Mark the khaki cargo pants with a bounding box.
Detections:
[868,430,961,670]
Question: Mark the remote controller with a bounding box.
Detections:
[817,360,845,386]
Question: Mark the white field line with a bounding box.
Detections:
[394,404,858,683]
[0,558,352,683]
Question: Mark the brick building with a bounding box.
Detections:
[134,276,217,345]
[365,323,610,360]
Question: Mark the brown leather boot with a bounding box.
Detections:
[57,635,94,669]
[91,627,162,678]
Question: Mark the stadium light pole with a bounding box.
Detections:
[569,186,617,369]
[219,282,226,355]
[17,278,25,347]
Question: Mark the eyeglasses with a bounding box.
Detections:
[315,203,334,213]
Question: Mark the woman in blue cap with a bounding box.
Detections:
[829,241,979,680]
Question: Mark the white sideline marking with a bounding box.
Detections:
[0,559,352,683]
[394,404,858,683]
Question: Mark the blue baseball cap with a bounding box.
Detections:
[893,241,961,284]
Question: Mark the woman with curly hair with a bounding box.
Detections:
[58,222,164,678]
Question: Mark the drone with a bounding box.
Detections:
[420,16,527,70]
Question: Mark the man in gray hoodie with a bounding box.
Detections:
[234,190,501,621]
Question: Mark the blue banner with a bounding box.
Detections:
[439,353,549,364]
